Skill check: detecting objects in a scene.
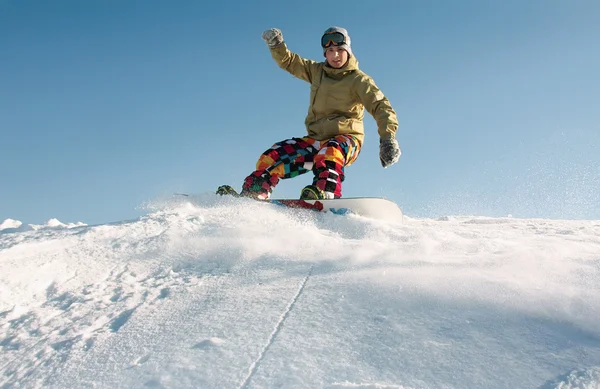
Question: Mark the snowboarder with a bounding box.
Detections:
[217,27,401,200]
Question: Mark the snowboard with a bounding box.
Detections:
[175,192,403,222]
[268,197,403,222]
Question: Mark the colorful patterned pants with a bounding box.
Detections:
[243,134,361,199]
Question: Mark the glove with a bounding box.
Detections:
[379,136,401,168]
[262,28,283,48]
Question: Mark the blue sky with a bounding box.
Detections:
[1,0,599,224]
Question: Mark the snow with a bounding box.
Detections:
[0,219,22,231]
[0,218,86,233]
[1,193,600,389]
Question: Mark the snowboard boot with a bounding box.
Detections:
[300,185,326,200]
[216,185,240,197]
[241,172,275,200]
[239,188,269,200]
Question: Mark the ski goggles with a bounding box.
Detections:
[321,32,346,48]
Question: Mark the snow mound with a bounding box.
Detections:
[30,218,87,230]
[0,218,22,231]
[544,367,600,389]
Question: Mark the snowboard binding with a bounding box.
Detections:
[216,185,240,197]
[216,185,268,200]
[299,185,326,200]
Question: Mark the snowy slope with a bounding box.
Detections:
[1,194,600,389]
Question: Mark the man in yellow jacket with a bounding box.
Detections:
[218,27,401,200]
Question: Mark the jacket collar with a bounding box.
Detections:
[323,56,359,79]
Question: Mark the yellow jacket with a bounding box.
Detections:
[269,43,398,145]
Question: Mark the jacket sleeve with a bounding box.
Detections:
[355,74,398,140]
[269,43,319,84]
